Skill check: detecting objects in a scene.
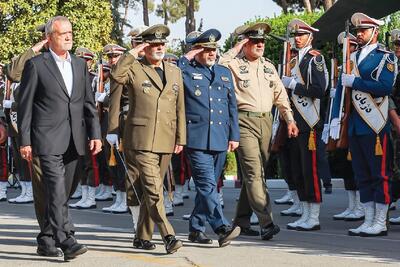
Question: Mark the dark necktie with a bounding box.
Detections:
[154,67,166,87]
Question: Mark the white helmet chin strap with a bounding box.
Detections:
[295,33,312,51]
[360,27,376,48]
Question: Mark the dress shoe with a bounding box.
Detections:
[62,243,88,261]
[188,231,213,244]
[164,235,182,254]
[216,225,240,247]
[37,245,63,257]
[261,224,280,240]
[133,237,156,250]
[324,186,332,194]
[239,226,260,236]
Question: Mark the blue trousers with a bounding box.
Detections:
[349,132,392,204]
[186,149,229,233]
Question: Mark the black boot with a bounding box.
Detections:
[133,237,156,250]
[216,225,240,247]
[164,235,182,254]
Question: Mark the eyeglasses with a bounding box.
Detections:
[249,38,265,44]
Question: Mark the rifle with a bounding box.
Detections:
[325,47,339,151]
[270,29,291,152]
[96,57,104,121]
[336,20,352,149]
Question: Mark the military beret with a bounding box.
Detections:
[337,31,358,46]
[75,47,95,60]
[103,44,126,55]
[138,24,170,44]
[186,29,221,49]
[128,25,149,43]
[288,19,319,34]
[234,22,271,39]
[351,13,384,29]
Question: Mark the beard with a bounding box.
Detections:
[251,47,264,58]
[205,59,216,67]
[151,51,165,61]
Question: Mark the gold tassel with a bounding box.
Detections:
[308,130,316,151]
[109,146,117,166]
[118,138,123,152]
[347,151,352,161]
[375,135,383,156]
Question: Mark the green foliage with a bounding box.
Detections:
[223,12,323,65]
[0,0,113,63]
[225,152,237,175]
[155,0,199,25]
[379,11,400,47]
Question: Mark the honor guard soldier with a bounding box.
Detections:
[331,32,364,222]
[388,29,400,225]
[178,29,241,246]
[281,19,330,231]
[69,47,102,210]
[330,13,397,236]
[219,22,298,239]
[110,24,186,254]
[107,27,148,231]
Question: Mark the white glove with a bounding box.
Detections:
[321,123,329,144]
[281,76,297,90]
[2,100,13,109]
[341,74,355,88]
[106,134,119,149]
[95,92,107,103]
[329,88,336,98]
[329,118,341,140]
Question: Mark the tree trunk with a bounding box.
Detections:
[280,0,288,14]
[323,0,333,10]
[163,0,169,25]
[185,0,195,36]
[142,0,149,26]
[122,0,130,32]
[303,0,312,13]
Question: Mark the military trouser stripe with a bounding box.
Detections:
[312,133,321,203]
[90,153,100,186]
[381,133,391,204]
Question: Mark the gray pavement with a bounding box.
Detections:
[1,187,400,266]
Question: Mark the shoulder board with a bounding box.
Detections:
[376,43,390,53]
[308,49,321,57]
[216,63,231,72]
[262,57,274,64]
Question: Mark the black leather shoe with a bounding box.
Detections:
[216,225,240,247]
[164,235,182,254]
[37,245,63,257]
[188,231,213,244]
[133,237,156,250]
[63,243,88,261]
[239,227,260,236]
[261,224,280,240]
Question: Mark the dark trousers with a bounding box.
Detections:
[289,131,328,203]
[278,141,296,191]
[349,132,392,204]
[329,148,357,191]
[37,138,79,248]
[186,149,228,233]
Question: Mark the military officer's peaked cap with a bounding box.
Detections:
[234,22,271,39]
[103,44,126,55]
[288,19,319,34]
[391,29,400,44]
[36,24,46,33]
[128,25,149,43]
[337,31,358,46]
[186,29,221,49]
[351,13,384,29]
[102,62,112,72]
[75,47,95,60]
[138,24,170,43]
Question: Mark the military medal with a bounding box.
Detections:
[142,80,152,94]
[239,65,248,74]
[194,88,202,96]
[192,73,203,80]
[172,83,179,95]
[263,66,274,74]
[387,63,395,72]
[242,80,250,88]
[221,76,229,82]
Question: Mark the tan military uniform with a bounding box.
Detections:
[110,52,186,240]
[219,49,293,229]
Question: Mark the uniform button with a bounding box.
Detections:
[157,109,160,112]
[157,120,159,124]
[209,86,212,89]
[167,110,170,113]
[211,109,214,113]
[218,122,222,125]
[210,121,213,125]
[210,97,213,101]
[218,86,221,90]
[218,98,221,101]
[188,120,192,123]
[219,110,222,114]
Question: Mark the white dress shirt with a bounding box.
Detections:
[49,48,73,96]
[298,45,312,63]
[358,43,378,65]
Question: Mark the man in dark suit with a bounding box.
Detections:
[17,16,102,261]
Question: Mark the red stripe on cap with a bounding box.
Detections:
[381,134,390,204]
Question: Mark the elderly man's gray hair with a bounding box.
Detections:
[45,16,71,36]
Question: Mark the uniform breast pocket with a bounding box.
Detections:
[186,114,201,124]
[131,118,148,126]
[264,73,275,88]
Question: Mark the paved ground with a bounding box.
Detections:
[1,187,400,266]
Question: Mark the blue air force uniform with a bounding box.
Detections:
[178,29,240,235]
